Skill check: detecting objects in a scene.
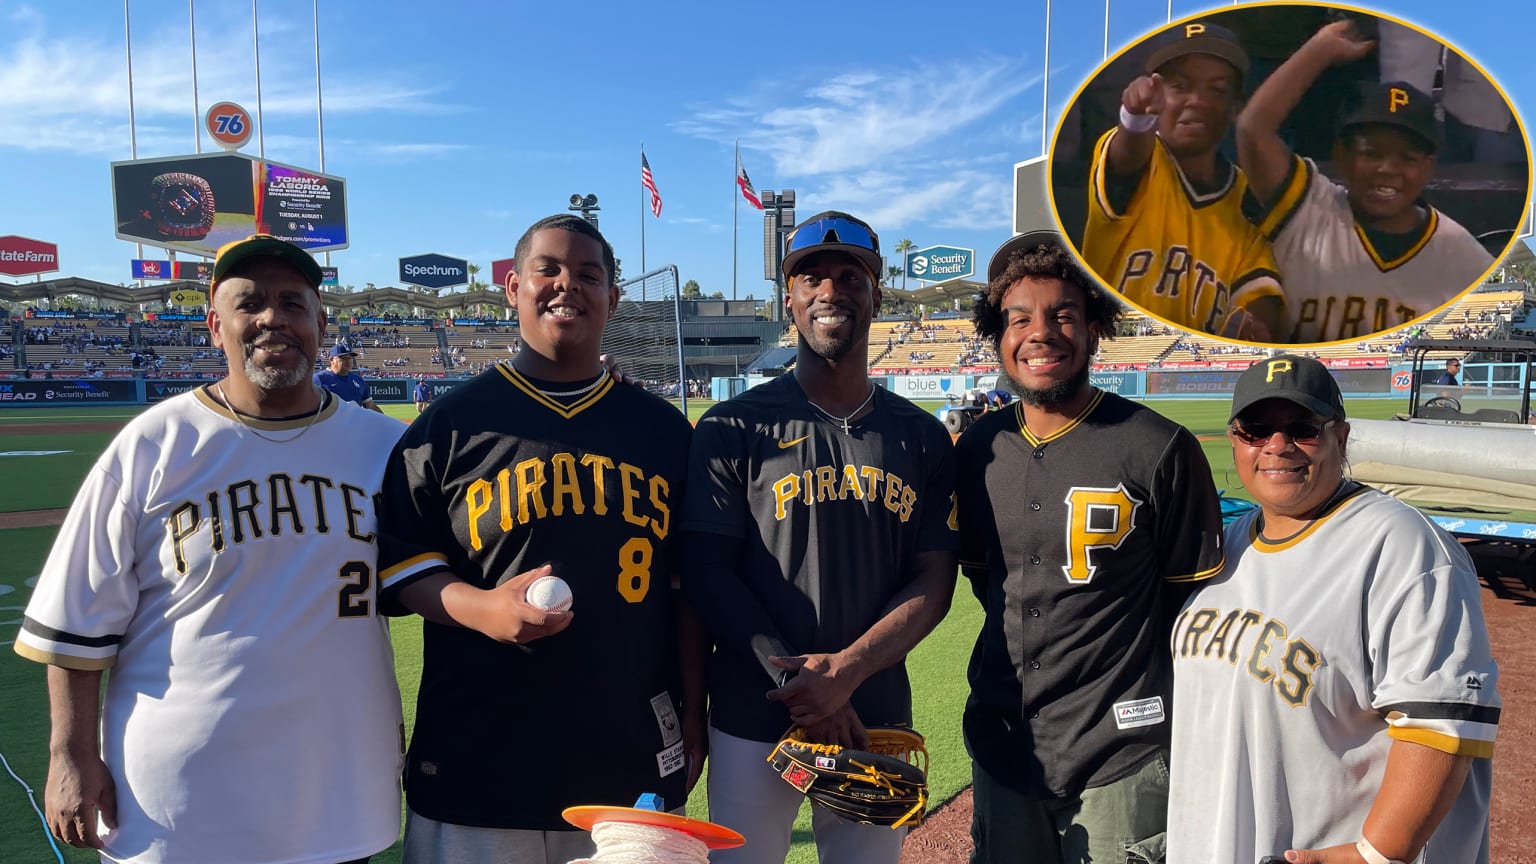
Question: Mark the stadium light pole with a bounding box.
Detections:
[568,193,600,230]
[759,190,796,323]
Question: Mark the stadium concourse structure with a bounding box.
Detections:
[4,271,1535,406]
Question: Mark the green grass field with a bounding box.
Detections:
[0,394,1410,863]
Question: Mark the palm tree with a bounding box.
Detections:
[893,238,916,294]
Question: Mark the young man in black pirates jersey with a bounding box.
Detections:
[375,214,706,864]
[956,230,1226,864]
[680,211,959,864]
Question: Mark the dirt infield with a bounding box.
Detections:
[900,544,1536,863]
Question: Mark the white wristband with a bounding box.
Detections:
[1119,104,1158,133]
[1356,836,1408,864]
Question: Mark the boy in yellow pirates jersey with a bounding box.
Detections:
[1237,21,1494,343]
[1083,21,1288,342]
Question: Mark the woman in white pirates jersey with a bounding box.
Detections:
[1167,354,1500,864]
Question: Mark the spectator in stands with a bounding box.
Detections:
[314,341,384,413]
[1433,358,1461,386]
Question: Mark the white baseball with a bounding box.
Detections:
[525,575,573,612]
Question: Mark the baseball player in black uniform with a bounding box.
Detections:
[956,230,1225,864]
[680,211,959,864]
[376,214,705,863]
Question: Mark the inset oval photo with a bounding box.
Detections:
[1046,2,1531,346]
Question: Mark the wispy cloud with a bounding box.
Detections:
[676,57,1037,233]
[0,7,458,158]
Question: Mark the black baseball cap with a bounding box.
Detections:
[781,211,882,279]
[1144,21,1250,84]
[212,234,324,293]
[1229,355,1346,422]
[986,229,1068,283]
[1339,81,1439,152]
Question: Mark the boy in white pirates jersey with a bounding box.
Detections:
[1167,355,1500,864]
[1238,21,1495,343]
[15,235,406,864]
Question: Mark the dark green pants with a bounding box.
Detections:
[969,750,1169,864]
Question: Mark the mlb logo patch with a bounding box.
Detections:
[815,756,837,769]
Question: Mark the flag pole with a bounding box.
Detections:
[640,144,647,276]
[733,141,739,301]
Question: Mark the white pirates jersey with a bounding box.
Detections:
[1253,155,1494,343]
[15,389,407,864]
[1167,485,1499,864]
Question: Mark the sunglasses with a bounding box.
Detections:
[1228,418,1335,446]
[786,216,879,255]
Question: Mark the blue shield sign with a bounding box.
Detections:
[905,245,975,281]
[399,253,469,289]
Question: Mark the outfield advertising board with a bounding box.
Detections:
[0,380,138,404]
[111,152,348,256]
[145,379,206,403]
[1089,371,1141,396]
[889,375,964,401]
[1146,368,1389,395]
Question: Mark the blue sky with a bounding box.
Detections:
[1,0,1533,302]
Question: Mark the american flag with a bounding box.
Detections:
[641,152,663,217]
[737,152,764,210]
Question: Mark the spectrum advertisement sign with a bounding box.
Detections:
[399,253,469,290]
[111,152,348,256]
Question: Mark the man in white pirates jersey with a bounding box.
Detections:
[1237,21,1495,343]
[15,235,407,864]
[1168,354,1500,864]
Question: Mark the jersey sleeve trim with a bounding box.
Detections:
[1229,269,1284,308]
[1089,128,1129,222]
[1387,724,1495,758]
[380,552,451,591]
[14,617,120,669]
[1251,154,1310,240]
[1384,701,1499,757]
[1163,555,1226,583]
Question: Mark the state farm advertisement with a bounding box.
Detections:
[0,235,59,277]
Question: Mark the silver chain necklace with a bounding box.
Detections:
[536,369,609,398]
[509,361,609,398]
[214,384,325,444]
[806,386,875,435]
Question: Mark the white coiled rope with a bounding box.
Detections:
[566,821,712,863]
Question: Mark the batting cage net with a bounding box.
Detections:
[605,265,687,411]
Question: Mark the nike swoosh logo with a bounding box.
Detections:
[778,435,810,449]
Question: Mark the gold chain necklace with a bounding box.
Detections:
[214,384,325,444]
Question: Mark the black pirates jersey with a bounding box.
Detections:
[377,362,693,830]
[681,374,958,743]
[955,389,1224,798]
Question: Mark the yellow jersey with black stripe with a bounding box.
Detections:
[1083,127,1284,336]
[1250,155,1494,343]
[1167,483,1499,863]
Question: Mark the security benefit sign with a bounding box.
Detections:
[400,253,469,290]
[111,152,348,256]
[905,245,974,282]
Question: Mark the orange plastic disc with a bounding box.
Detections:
[561,806,746,849]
